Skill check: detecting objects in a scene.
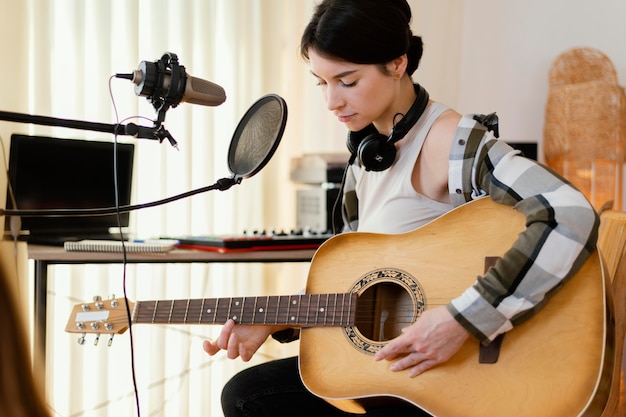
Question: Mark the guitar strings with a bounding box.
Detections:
[86,296,453,332]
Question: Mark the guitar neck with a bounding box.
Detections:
[133,293,358,327]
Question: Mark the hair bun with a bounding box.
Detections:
[406,35,424,75]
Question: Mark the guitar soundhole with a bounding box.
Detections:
[356,282,415,342]
[343,268,425,354]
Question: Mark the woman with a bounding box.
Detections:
[203,0,599,416]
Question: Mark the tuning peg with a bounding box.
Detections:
[94,334,100,346]
[91,295,104,310]
[108,334,115,347]
[78,333,86,345]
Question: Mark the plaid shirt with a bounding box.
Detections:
[342,114,599,345]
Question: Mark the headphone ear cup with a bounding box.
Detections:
[347,124,379,156]
[346,131,361,156]
[358,133,397,172]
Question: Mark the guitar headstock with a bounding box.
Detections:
[65,296,135,346]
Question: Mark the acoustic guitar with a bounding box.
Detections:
[66,197,614,416]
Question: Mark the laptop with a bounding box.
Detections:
[5,134,135,245]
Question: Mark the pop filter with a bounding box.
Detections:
[228,94,287,181]
[1,94,288,217]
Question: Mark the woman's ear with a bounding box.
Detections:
[387,54,409,77]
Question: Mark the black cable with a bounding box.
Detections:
[110,77,141,417]
[330,162,350,234]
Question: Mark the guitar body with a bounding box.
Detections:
[300,198,612,417]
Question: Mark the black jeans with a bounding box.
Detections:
[221,356,432,417]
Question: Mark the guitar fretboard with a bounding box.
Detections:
[133,293,358,327]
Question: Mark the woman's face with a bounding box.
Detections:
[308,49,398,133]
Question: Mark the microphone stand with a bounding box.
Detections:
[0,109,178,148]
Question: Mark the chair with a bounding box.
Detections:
[598,209,626,281]
[598,209,626,416]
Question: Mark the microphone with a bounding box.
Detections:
[116,52,226,108]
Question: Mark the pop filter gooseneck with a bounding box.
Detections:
[1,94,288,217]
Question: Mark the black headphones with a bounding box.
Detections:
[346,83,429,171]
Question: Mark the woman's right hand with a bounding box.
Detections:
[202,320,289,362]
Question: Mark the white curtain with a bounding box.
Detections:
[0,1,462,416]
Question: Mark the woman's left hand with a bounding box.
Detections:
[374,306,470,377]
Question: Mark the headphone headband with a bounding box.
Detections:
[387,83,429,145]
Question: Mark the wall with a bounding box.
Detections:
[456,0,626,155]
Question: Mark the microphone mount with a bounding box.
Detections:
[133,52,187,129]
[115,52,193,135]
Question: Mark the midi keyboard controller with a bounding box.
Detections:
[166,229,334,253]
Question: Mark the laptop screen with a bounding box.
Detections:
[5,134,134,241]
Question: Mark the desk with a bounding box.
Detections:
[28,244,316,373]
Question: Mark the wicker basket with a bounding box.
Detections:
[544,47,626,211]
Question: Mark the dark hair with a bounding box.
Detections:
[300,0,423,75]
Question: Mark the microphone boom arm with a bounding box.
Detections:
[0,110,177,145]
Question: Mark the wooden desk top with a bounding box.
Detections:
[27,244,317,264]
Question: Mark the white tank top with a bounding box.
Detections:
[354,102,453,234]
